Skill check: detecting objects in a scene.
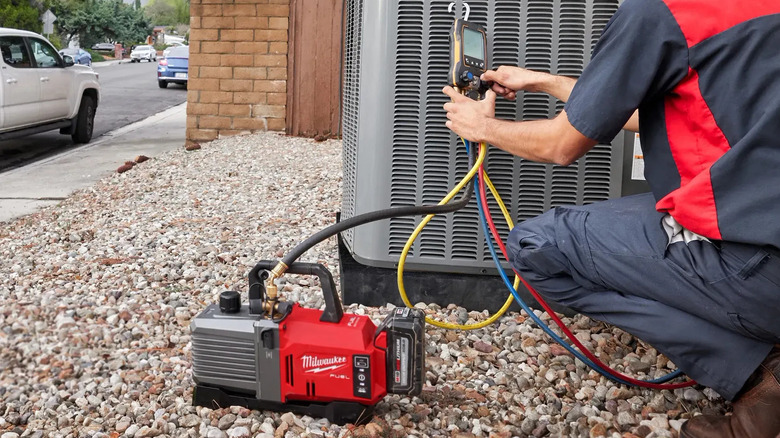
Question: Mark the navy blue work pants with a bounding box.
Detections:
[506,193,780,400]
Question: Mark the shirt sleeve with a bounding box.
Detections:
[564,0,689,143]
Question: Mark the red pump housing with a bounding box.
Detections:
[278,305,388,405]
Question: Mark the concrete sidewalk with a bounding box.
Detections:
[0,102,187,223]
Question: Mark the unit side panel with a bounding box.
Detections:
[341,0,365,247]
[348,0,401,262]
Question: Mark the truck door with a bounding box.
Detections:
[27,37,70,121]
[0,36,40,129]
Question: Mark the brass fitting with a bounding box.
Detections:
[265,281,278,301]
[262,299,277,313]
[264,262,287,300]
[262,261,287,318]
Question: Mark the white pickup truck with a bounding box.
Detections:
[0,28,100,143]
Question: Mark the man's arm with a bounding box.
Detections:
[442,87,597,166]
[483,66,639,132]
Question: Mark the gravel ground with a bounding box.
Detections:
[0,132,729,438]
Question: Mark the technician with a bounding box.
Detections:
[442,0,780,436]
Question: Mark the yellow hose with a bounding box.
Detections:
[483,172,515,228]
[397,141,520,330]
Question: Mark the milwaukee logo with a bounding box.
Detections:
[301,355,348,374]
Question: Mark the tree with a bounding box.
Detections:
[143,0,175,26]
[169,0,188,25]
[174,23,188,37]
[144,0,188,26]
[0,0,43,33]
[53,0,151,47]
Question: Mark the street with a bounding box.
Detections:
[0,60,187,172]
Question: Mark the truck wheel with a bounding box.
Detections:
[158,80,168,88]
[71,95,95,144]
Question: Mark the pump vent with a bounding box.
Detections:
[306,381,317,398]
[191,334,256,383]
[285,354,295,386]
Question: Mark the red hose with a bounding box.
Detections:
[477,163,696,389]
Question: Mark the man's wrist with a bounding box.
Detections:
[477,117,496,145]
[529,71,557,94]
[537,73,576,102]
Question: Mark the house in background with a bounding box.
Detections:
[152,26,167,44]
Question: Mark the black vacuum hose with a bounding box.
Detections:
[280,144,477,267]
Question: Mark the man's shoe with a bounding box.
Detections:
[680,346,780,438]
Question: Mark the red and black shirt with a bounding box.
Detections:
[565,0,780,247]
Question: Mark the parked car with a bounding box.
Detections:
[157,45,188,88]
[59,48,92,66]
[91,42,115,52]
[130,45,156,62]
[162,41,183,59]
[0,28,100,143]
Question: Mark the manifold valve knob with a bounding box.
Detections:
[219,291,241,313]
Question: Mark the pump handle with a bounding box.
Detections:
[249,261,344,323]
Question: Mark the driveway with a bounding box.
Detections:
[0,60,187,172]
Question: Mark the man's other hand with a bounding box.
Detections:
[481,66,552,100]
[442,86,496,143]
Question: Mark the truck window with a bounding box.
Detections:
[28,38,60,68]
[0,36,33,68]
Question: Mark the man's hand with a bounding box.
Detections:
[481,66,553,100]
[442,86,497,143]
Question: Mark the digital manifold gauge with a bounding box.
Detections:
[449,18,489,95]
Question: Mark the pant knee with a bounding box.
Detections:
[507,212,557,269]
[509,233,571,284]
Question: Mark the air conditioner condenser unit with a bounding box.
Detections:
[339,0,645,311]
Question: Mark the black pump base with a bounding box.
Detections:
[193,385,375,425]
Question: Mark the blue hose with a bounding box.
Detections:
[468,140,683,385]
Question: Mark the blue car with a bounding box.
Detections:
[59,48,92,66]
[157,45,188,89]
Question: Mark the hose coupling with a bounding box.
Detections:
[270,261,288,279]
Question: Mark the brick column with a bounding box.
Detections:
[187,0,289,144]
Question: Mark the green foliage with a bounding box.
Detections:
[0,0,43,33]
[47,31,63,49]
[143,0,174,26]
[169,0,188,25]
[52,0,152,48]
[144,0,188,26]
[86,49,104,62]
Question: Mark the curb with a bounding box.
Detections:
[92,59,132,68]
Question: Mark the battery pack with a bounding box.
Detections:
[380,308,425,395]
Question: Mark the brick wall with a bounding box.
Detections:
[187,0,289,144]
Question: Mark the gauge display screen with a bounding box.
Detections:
[463,28,484,60]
